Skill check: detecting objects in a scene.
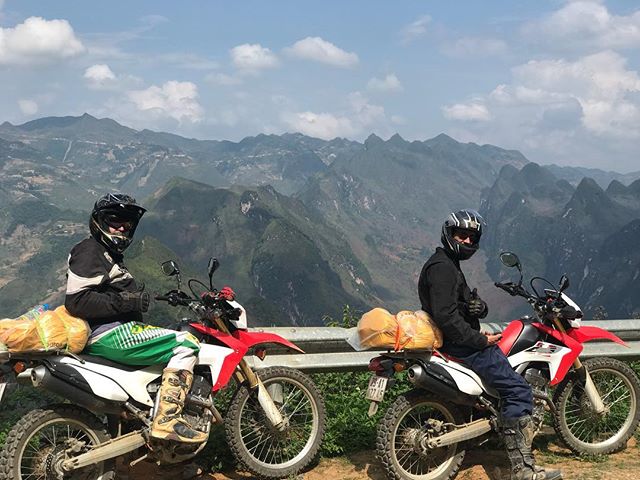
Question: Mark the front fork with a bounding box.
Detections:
[210,314,286,430]
[236,358,287,430]
[553,318,606,414]
[573,358,606,414]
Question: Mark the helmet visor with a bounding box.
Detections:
[102,210,140,232]
[452,228,480,244]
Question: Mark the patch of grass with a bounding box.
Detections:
[577,453,608,464]
[539,450,565,464]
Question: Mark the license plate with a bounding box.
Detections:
[366,375,389,402]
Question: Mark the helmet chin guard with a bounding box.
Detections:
[441,209,485,261]
[90,193,146,254]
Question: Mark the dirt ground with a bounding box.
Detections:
[127,435,640,480]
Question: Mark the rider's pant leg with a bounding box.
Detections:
[459,345,533,419]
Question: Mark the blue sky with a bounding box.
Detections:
[1,0,640,172]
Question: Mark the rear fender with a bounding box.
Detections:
[567,326,627,347]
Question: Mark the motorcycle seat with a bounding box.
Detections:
[77,354,150,372]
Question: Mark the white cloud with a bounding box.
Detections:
[441,37,508,57]
[283,111,358,139]
[84,64,116,89]
[282,92,386,139]
[508,51,640,137]
[367,73,403,93]
[127,81,204,123]
[285,37,358,68]
[442,48,640,172]
[18,99,38,115]
[442,102,491,121]
[447,50,640,136]
[0,16,85,65]
[400,15,431,45]
[524,1,640,50]
[82,64,141,91]
[230,43,279,72]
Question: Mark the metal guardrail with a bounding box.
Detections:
[245,320,640,372]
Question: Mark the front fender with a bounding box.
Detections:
[232,330,305,354]
[567,326,627,347]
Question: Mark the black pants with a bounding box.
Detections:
[444,344,533,419]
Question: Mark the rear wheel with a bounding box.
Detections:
[377,390,466,480]
[553,357,640,455]
[0,404,115,480]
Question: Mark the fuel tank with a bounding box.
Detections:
[499,320,544,356]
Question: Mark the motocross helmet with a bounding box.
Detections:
[441,209,484,261]
[90,193,146,254]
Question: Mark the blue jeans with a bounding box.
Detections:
[444,344,533,419]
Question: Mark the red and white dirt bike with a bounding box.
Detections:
[367,251,640,480]
[0,258,326,480]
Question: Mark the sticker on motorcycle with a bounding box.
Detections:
[525,341,559,355]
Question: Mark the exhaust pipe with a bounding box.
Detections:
[31,366,123,415]
[408,364,476,406]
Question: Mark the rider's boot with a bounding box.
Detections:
[150,368,207,443]
[503,416,562,480]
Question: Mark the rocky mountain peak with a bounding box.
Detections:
[364,133,384,149]
[606,179,628,196]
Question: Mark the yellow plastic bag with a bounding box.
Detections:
[357,308,397,349]
[57,306,90,353]
[414,310,444,349]
[0,306,89,353]
[355,308,443,351]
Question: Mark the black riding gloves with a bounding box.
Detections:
[467,288,488,318]
[119,290,150,313]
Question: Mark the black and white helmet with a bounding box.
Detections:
[90,193,146,254]
[441,209,485,261]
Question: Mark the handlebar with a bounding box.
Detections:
[154,292,193,307]
[494,281,524,297]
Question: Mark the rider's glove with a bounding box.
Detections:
[219,286,236,301]
[119,290,150,313]
[467,288,488,318]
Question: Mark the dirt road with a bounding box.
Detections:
[127,434,640,480]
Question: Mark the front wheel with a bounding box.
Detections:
[0,404,115,480]
[376,390,466,480]
[553,357,640,455]
[225,366,326,479]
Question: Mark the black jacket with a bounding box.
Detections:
[418,247,488,352]
[65,237,142,331]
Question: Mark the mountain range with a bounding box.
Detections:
[1,114,638,325]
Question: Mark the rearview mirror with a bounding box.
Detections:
[559,275,570,293]
[207,257,220,289]
[208,258,220,277]
[499,252,521,270]
[161,260,180,277]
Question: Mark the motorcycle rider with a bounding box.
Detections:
[418,209,561,480]
[65,193,207,444]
